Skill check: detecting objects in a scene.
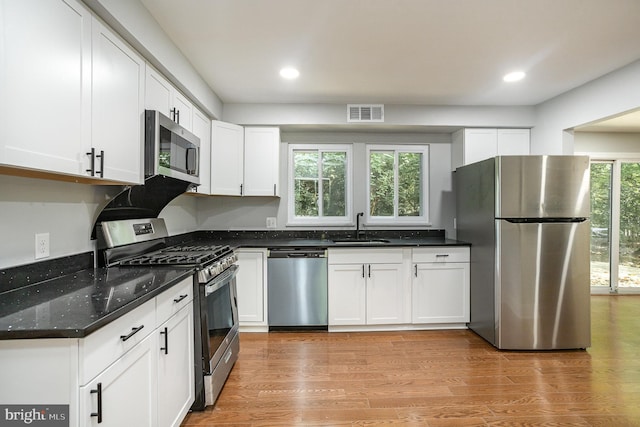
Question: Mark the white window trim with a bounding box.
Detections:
[287,144,353,226]
[366,144,430,226]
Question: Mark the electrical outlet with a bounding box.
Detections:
[266,217,277,229]
[35,233,50,259]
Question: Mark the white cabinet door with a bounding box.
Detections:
[172,92,193,131]
[191,108,211,194]
[236,250,266,324]
[243,127,280,196]
[412,262,470,324]
[211,120,244,196]
[145,67,173,117]
[328,264,366,325]
[463,128,498,166]
[0,0,91,176]
[80,333,157,427]
[366,263,405,325]
[497,128,530,155]
[157,305,194,427]
[91,18,144,184]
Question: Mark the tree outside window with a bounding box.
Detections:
[367,145,429,224]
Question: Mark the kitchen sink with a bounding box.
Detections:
[331,238,390,245]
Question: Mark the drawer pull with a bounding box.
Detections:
[160,327,169,355]
[120,325,144,342]
[173,294,188,303]
[90,382,103,423]
[436,254,450,258]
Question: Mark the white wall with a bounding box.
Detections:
[533,60,640,154]
[223,103,536,128]
[574,132,640,155]
[197,132,457,237]
[0,175,198,269]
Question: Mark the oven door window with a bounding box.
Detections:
[206,276,235,355]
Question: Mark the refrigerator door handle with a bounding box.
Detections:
[501,217,587,224]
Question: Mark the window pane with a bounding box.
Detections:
[398,152,422,216]
[322,152,346,217]
[369,151,394,216]
[294,152,318,217]
[590,162,611,288]
[619,162,640,288]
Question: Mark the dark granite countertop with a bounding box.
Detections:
[0,229,467,340]
[192,229,469,250]
[0,265,194,340]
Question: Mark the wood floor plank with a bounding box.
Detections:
[181,295,640,426]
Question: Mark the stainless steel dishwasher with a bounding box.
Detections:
[267,247,328,330]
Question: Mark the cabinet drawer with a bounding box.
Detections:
[328,248,403,264]
[156,277,194,325]
[412,247,469,263]
[79,298,156,385]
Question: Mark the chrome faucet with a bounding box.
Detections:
[356,212,364,239]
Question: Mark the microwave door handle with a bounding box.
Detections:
[186,147,197,174]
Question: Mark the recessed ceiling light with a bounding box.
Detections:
[503,71,526,82]
[280,67,300,79]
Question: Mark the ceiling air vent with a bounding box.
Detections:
[347,104,384,123]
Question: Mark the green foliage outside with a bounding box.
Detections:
[369,151,423,217]
[294,150,346,217]
[590,162,640,268]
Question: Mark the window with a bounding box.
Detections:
[288,144,352,225]
[366,145,429,224]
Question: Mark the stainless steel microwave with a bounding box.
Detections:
[144,110,200,185]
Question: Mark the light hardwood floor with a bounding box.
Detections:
[181,295,640,426]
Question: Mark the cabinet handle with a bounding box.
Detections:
[96,150,104,178]
[86,148,95,176]
[415,264,418,277]
[160,326,169,355]
[273,184,277,196]
[436,254,450,258]
[368,264,371,278]
[240,184,243,196]
[120,325,144,342]
[176,109,180,124]
[170,107,177,122]
[90,382,103,423]
[173,294,188,303]
[362,264,365,278]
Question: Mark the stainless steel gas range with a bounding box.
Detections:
[96,218,239,410]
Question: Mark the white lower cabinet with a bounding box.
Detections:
[0,277,194,427]
[157,304,195,427]
[411,247,470,324]
[236,249,267,328]
[328,249,409,327]
[80,333,157,427]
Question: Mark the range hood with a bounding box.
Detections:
[91,175,196,239]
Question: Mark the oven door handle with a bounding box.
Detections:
[204,265,239,296]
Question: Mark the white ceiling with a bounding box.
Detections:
[139,0,640,129]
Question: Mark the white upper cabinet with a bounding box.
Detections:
[210,121,280,197]
[210,120,244,196]
[91,18,145,184]
[0,0,92,176]
[243,127,280,196]
[451,128,530,171]
[191,108,211,195]
[145,67,194,131]
[0,0,144,184]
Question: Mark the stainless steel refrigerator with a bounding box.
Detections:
[456,155,591,350]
